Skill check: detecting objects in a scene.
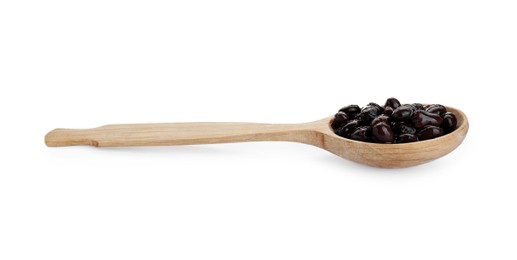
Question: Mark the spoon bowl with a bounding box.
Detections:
[45,106,468,168]
[319,106,468,168]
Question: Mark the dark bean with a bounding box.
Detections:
[441,112,457,132]
[331,112,349,129]
[372,122,394,143]
[412,110,443,128]
[384,106,394,116]
[396,134,418,143]
[426,104,447,116]
[417,126,444,140]
[385,98,401,109]
[358,106,381,123]
[392,122,416,135]
[339,105,361,118]
[367,102,384,114]
[371,115,390,126]
[331,98,458,144]
[349,126,371,142]
[335,120,359,138]
[410,103,425,111]
[392,105,414,121]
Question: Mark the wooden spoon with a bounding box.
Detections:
[45,106,468,168]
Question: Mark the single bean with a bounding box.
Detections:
[417,126,444,140]
[412,110,443,128]
[349,126,372,142]
[372,122,394,143]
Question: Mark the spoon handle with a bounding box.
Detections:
[45,122,317,147]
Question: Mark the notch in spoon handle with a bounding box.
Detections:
[44,122,314,147]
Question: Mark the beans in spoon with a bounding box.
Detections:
[331,98,458,143]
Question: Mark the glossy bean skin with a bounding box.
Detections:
[339,105,361,118]
[349,126,372,142]
[372,122,394,143]
[385,98,401,109]
[396,134,418,143]
[392,122,416,135]
[392,105,414,121]
[426,104,447,116]
[384,106,394,116]
[410,103,425,111]
[331,112,349,129]
[441,112,457,132]
[331,98,457,144]
[371,115,390,126]
[358,106,381,123]
[368,102,384,114]
[417,126,444,140]
[412,110,443,128]
[335,119,360,138]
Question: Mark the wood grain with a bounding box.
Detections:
[45,106,468,168]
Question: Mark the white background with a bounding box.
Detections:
[1,1,516,259]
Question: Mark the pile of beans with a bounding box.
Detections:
[331,98,458,143]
